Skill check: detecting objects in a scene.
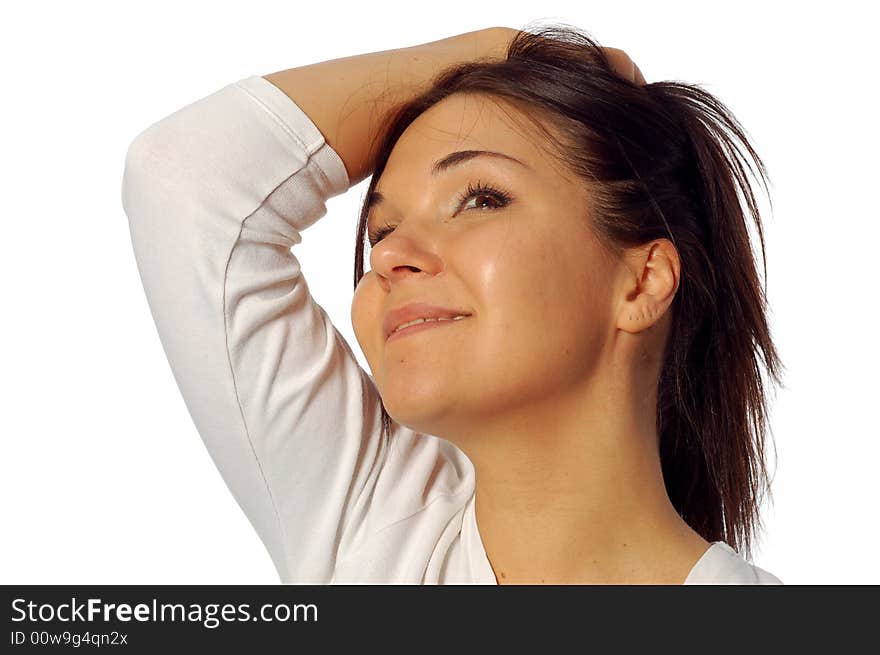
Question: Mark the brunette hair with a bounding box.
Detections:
[351,21,784,560]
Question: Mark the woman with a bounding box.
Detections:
[122,23,783,584]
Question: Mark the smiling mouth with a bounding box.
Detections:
[386,315,469,342]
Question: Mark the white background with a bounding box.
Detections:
[1,0,876,584]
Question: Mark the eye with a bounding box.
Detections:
[367,180,513,247]
[456,180,513,213]
[367,220,395,248]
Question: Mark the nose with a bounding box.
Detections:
[369,226,446,286]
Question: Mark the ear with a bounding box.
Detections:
[615,239,680,334]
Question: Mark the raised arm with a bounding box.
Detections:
[120,27,517,583]
[262,27,515,186]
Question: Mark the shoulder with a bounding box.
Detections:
[684,541,783,585]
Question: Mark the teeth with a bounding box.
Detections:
[393,315,468,333]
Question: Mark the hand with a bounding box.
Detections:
[602,46,647,85]
[491,26,646,86]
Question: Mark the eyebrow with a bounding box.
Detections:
[366,150,529,211]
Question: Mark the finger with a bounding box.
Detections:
[603,47,646,86]
[632,61,647,86]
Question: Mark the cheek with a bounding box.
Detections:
[472,223,580,325]
[468,224,607,376]
[351,274,383,359]
[464,230,556,354]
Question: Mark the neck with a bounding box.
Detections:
[452,369,710,584]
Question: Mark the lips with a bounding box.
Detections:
[383,303,472,341]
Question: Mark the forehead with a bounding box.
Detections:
[381,93,564,181]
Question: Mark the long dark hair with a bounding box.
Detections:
[351,22,784,560]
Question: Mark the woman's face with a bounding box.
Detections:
[351,92,618,440]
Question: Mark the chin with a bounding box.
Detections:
[380,395,448,436]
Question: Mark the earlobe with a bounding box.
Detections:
[625,304,661,333]
[628,306,657,323]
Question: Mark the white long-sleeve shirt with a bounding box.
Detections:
[121,74,783,585]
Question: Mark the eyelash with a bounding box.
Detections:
[367,180,513,247]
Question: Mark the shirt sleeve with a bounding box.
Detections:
[120,75,406,583]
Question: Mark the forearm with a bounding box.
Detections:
[262,27,511,185]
